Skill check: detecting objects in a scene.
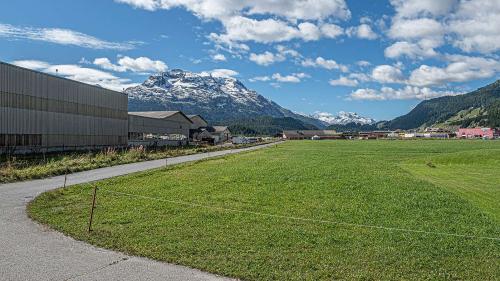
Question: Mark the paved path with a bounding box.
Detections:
[0,142,280,281]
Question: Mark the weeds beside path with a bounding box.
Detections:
[0,141,276,183]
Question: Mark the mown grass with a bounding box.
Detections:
[0,142,272,183]
[28,140,500,280]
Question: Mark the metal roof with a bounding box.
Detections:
[128,111,193,123]
[187,114,209,124]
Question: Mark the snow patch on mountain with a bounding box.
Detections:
[125,69,325,127]
[313,111,376,125]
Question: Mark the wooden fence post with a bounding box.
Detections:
[88,186,98,232]
[63,169,68,188]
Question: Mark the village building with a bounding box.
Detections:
[207,126,232,144]
[187,114,209,143]
[128,111,193,147]
[457,128,499,139]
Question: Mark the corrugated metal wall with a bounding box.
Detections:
[0,62,128,151]
[128,114,191,137]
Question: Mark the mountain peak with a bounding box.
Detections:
[312,111,376,125]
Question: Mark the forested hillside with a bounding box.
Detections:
[226,116,318,136]
[386,80,500,129]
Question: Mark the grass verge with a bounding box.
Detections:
[0,141,275,183]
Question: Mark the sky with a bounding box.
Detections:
[0,0,499,121]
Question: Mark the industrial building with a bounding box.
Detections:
[188,114,209,143]
[0,61,128,154]
[128,111,193,147]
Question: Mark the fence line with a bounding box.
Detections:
[97,189,500,242]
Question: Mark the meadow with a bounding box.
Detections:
[28,140,500,280]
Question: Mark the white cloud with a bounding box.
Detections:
[346,24,377,40]
[371,65,404,84]
[390,0,457,18]
[0,23,137,50]
[275,45,301,58]
[212,53,227,61]
[116,0,350,45]
[216,16,328,44]
[272,73,301,83]
[329,76,358,87]
[115,0,351,21]
[207,68,239,78]
[448,0,500,53]
[408,54,500,87]
[11,60,137,91]
[350,86,462,101]
[356,60,371,67]
[249,51,285,66]
[320,23,344,38]
[349,72,371,82]
[388,18,445,41]
[302,57,348,72]
[248,45,301,66]
[249,75,271,82]
[384,41,438,59]
[94,56,167,73]
[387,0,500,54]
[11,60,51,70]
[251,72,308,83]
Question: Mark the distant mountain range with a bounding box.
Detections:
[385,80,500,130]
[312,111,376,125]
[126,69,325,128]
[125,70,500,134]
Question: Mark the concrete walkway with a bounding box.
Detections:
[0,142,279,281]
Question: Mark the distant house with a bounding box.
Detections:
[128,111,193,147]
[282,130,338,140]
[187,115,209,142]
[457,128,498,139]
[207,126,232,144]
[188,115,209,130]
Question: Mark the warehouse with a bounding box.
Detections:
[188,114,209,143]
[0,61,128,154]
[128,111,193,147]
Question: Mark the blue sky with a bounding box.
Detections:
[1,0,499,121]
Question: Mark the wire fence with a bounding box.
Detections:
[91,187,500,242]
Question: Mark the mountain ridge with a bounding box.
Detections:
[126,69,326,128]
[385,79,500,130]
[313,111,376,125]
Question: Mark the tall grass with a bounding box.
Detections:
[0,142,272,183]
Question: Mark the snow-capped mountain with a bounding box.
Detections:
[126,69,325,127]
[312,111,376,125]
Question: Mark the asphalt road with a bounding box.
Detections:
[0,142,279,281]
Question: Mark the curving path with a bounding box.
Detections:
[0,142,280,281]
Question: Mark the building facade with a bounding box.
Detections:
[188,114,209,143]
[128,111,192,147]
[457,128,498,139]
[0,62,128,154]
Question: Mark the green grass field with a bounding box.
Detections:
[28,140,500,280]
